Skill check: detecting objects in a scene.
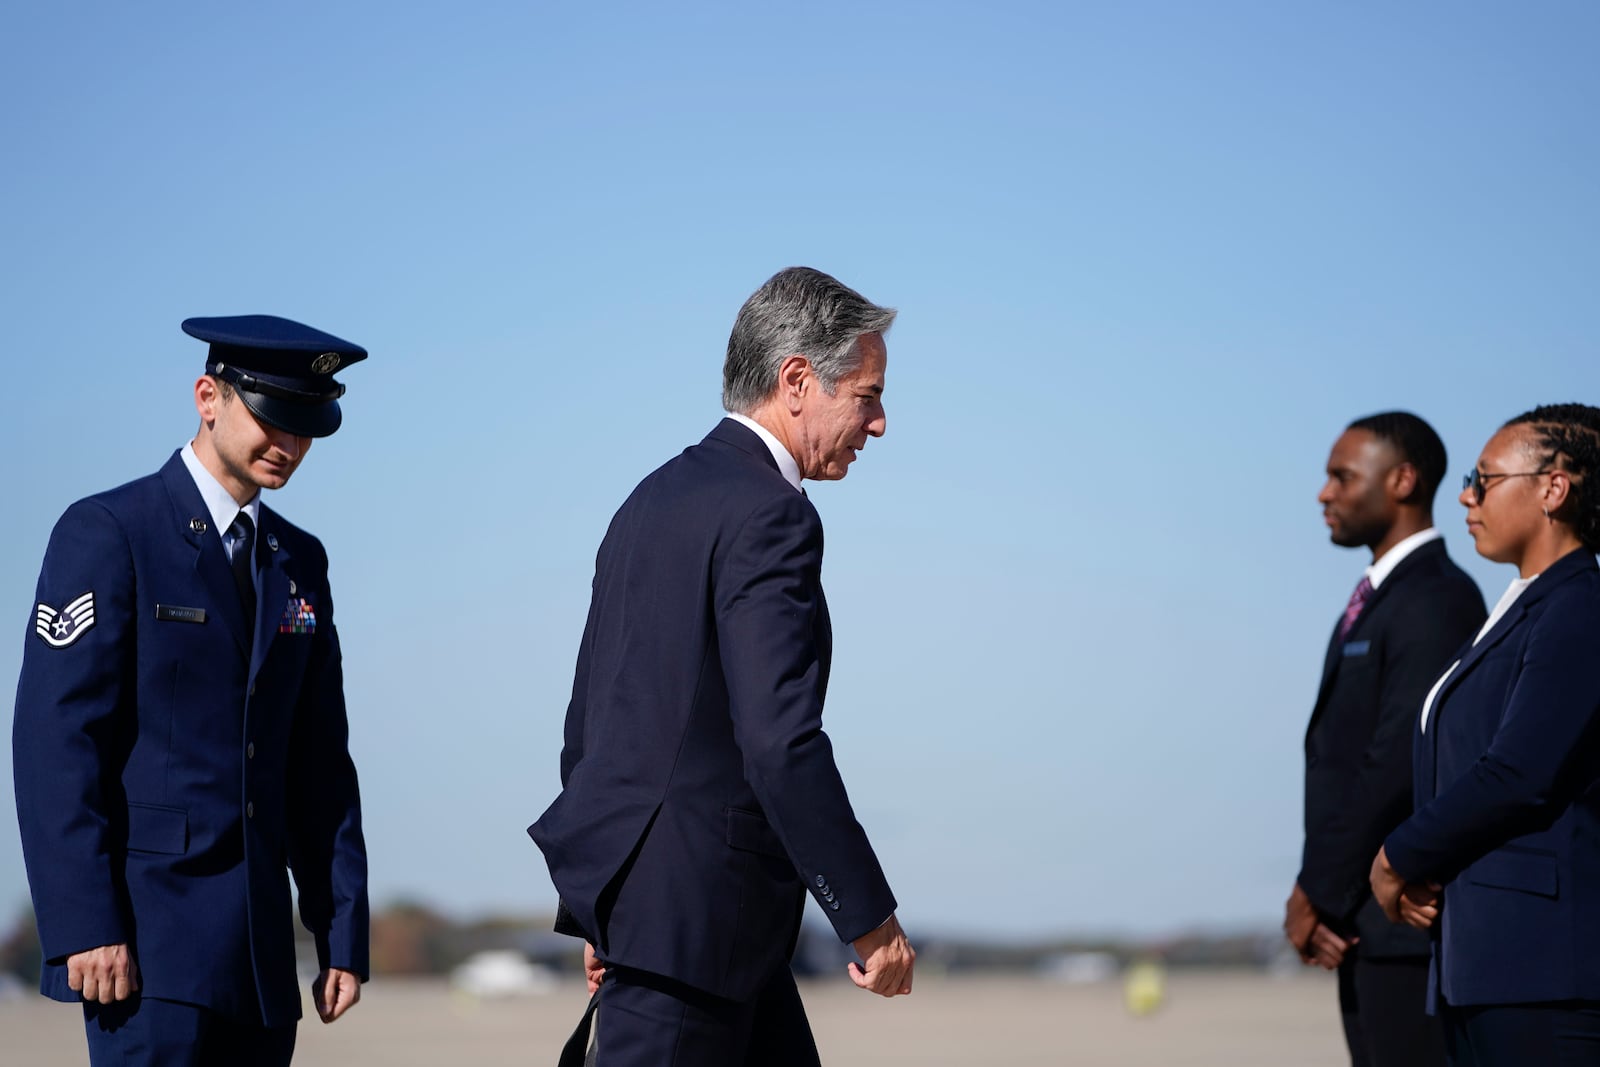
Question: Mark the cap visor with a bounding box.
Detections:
[239,391,343,438]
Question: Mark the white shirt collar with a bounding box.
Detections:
[181,441,261,535]
[1366,527,1443,590]
[727,413,802,491]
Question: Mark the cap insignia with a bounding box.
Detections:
[310,352,342,375]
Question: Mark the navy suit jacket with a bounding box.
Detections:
[1385,548,1600,1007]
[1300,539,1485,957]
[12,451,369,1027]
[528,419,896,1001]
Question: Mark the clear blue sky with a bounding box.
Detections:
[2,2,1596,940]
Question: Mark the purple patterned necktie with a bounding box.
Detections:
[1337,575,1374,641]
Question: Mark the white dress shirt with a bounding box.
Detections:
[181,442,261,564]
[1366,527,1443,590]
[727,413,802,491]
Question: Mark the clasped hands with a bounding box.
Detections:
[1283,883,1354,969]
[1287,851,1440,971]
[1368,846,1441,931]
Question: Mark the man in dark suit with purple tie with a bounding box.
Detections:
[529,267,914,1066]
[1287,412,1485,1067]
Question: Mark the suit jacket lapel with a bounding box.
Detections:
[1309,623,1344,722]
[160,454,250,659]
[1308,540,1448,725]
[1426,550,1598,721]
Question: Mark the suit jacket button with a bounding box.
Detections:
[246,742,255,760]
[246,802,254,818]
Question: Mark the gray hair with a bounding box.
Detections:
[722,267,896,413]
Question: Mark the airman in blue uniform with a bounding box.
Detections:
[12,315,372,1065]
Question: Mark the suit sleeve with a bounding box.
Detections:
[286,540,370,979]
[11,501,135,964]
[1385,588,1600,883]
[1298,592,1476,922]
[714,493,897,944]
[558,573,600,789]
[551,574,601,940]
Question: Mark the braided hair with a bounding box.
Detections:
[1504,403,1600,552]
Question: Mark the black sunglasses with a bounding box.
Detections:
[1463,468,1548,505]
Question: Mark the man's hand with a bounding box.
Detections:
[1283,882,1318,952]
[66,944,139,1004]
[583,942,605,996]
[1369,846,1408,923]
[312,968,361,1023]
[1301,923,1354,970]
[849,914,914,997]
[1398,883,1442,930]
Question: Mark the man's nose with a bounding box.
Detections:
[269,430,301,458]
[867,404,886,437]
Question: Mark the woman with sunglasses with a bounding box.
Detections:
[1367,402,1600,1064]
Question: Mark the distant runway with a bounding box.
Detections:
[3,971,1346,1065]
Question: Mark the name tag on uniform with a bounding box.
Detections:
[155,604,207,624]
[1342,640,1371,657]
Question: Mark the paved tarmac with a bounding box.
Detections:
[2,970,1347,1065]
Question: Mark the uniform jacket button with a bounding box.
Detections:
[246,742,255,760]
[816,876,826,887]
[829,901,840,910]
[246,801,254,818]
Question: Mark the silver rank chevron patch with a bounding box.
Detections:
[35,591,96,648]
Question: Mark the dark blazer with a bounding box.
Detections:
[528,419,897,1002]
[1386,548,1600,1007]
[12,451,369,1027]
[1300,538,1485,958]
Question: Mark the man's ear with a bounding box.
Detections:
[194,376,220,426]
[778,355,811,415]
[1388,461,1419,504]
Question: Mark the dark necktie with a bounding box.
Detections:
[1337,575,1373,641]
[230,512,256,627]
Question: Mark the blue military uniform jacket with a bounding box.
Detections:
[529,419,897,1002]
[12,450,369,1027]
[1385,548,1600,1008]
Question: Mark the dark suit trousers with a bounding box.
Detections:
[595,965,819,1067]
[84,995,296,1067]
[1339,956,1445,1067]
[1442,1002,1600,1066]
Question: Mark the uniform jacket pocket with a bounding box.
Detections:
[1466,848,1558,898]
[126,802,188,854]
